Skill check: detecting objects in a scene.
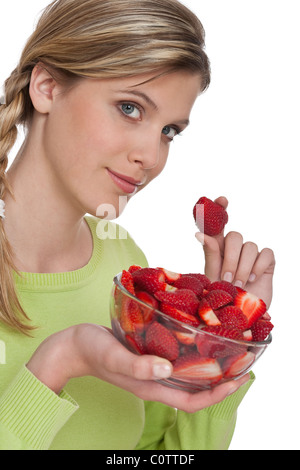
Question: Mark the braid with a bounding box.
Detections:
[0,69,34,334]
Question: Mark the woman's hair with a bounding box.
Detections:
[0,0,210,334]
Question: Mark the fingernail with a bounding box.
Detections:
[195,232,205,246]
[223,272,233,283]
[249,273,256,282]
[234,280,243,288]
[152,361,172,379]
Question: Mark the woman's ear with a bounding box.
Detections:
[29,63,59,114]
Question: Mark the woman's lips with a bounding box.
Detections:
[107,168,143,194]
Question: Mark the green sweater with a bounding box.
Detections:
[0,216,254,450]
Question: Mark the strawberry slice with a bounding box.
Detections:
[172,276,204,298]
[145,321,179,361]
[251,319,274,341]
[196,326,246,358]
[222,351,256,378]
[197,298,221,326]
[183,273,211,289]
[205,289,233,310]
[208,281,238,299]
[125,333,147,355]
[234,290,267,328]
[160,303,201,328]
[154,289,200,315]
[157,267,181,283]
[172,352,223,384]
[120,297,144,335]
[135,290,159,325]
[216,305,248,331]
[172,330,196,345]
[120,269,135,295]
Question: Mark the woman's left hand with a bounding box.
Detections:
[196,196,275,310]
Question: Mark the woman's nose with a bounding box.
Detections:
[127,132,162,170]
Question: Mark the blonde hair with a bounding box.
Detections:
[0,0,210,334]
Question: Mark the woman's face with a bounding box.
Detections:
[41,70,201,217]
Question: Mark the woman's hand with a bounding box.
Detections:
[196,196,275,309]
[26,323,250,413]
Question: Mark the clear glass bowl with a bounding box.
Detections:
[110,273,272,393]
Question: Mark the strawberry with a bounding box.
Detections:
[251,319,274,341]
[128,265,143,274]
[195,326,246,358]
[205,289,233,310]
[160,303,201,328]
[242,330,253,341]
[157,267,181,284]
[145,321,179,361]
[208,281,238,299]
[193,196,228,236]
[183,273,211,289]
[201,325,244,340]
[197,298,221,326]
[216,305,248,331]
[222,351,256,378]
[120,297,144,334]
[234,290,267,328]
[173,275,204,298]
[172,352,223,384]
[135,290,159,325]
[120,269,135,295]
[154,289,200,315]
[132,267,166,294]
[172,330,196,345]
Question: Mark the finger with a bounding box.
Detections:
[196,232,222,282]
[214,196,228,211]
[249,248,276,281]
[233,241,259,288]
[220,231,244,282]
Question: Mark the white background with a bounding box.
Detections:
[1,0,299,450]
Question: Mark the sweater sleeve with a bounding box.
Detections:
[135,372,255,450]
[0,365,78,450]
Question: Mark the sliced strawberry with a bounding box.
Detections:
[196,326,245,358]
[242,330,253,341]
[251,319,274,341]
[201,325,244,340]
[222,351,256,378]
[154,289,200,315]
[132,267,166,295]
[193,196,228,236]
[125,333,147,355]
[208,281,238,299]
[145,321,179,361]
[120,269,135,295]
[128,265,143,274]
[135,290,159,325]
[205,289,233,310]
[120,298,144,335]
[173,275,204,298]
[197,298,221,326]
[234,290,267,328]
[172,330,196,345]
[160,303,201,328]
[183,273,211,289]
[172,352,223,384]
[157,267,181,284]
[216,305,248,331]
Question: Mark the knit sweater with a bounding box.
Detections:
[0,216,254,450]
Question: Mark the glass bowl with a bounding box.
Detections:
[110,273,272,393]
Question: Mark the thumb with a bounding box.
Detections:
[195,232,222,282]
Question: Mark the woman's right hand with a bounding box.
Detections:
[27,323,250,413]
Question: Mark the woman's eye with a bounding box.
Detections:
[162,125,179,140]
[121,103,141,119]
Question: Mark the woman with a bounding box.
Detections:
[0,0,275,450]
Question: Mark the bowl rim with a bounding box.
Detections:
[113,273,272,347]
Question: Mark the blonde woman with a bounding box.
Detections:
[0,0,275,450]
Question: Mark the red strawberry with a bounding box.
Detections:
[154,289,200,315]
[132,267,166,294]
[234,290,267,328]
[242,330,253,341]
[222,351,256,378]
[183,273,211,289]
[193,196,228,236]
[128,265,143,274]
[205,289,233,310]
[145,321,179,361]
[172,352,223,384]
[216,305,248,331]
[135,290,159,325]
[197,298,221,326]
[120,298,144,334]
[195,326,246,358]
[251,319,274,341]
[201,325,244,340]
[172,275,204,298]
[160,303,201,328]
[172,330,196,345]
[208,281,238,298]
[120,269,135,295]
